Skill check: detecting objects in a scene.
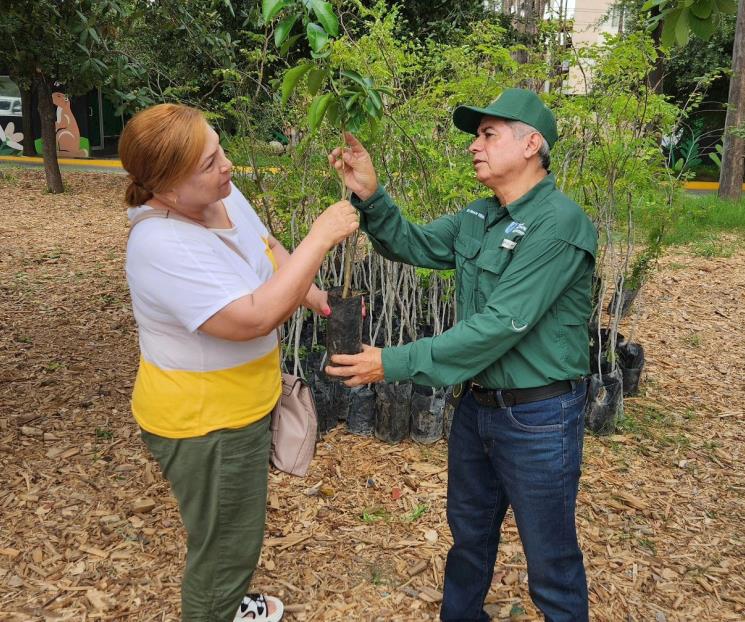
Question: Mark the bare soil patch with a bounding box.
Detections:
[1,169,743,621]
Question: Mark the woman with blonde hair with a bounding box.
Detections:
[120,103,357,621]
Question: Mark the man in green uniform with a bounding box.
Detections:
[326,88,597,621]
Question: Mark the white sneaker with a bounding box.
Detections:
[233,593,284,621]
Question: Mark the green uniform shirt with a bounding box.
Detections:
[353,173,597,389]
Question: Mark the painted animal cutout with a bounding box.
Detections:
[52,92,88,157]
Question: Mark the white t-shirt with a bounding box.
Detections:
[125,183,281,438]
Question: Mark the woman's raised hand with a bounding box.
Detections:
[328,133,378,201]
[310,199,359,248]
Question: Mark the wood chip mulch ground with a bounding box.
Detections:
[1,169,743,621]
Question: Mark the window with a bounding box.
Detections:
[0,76,22,117]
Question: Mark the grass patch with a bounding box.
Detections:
[659,194,745,245]
[619,403,693,450]
[0,166,22,185]
[635,192,745,251]
[618,403,670,437]
[691,235,736,258]
[403,504,428,522]
[361,507,390,523]
[95,427,114,440]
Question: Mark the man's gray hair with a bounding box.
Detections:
[507,120,551,172]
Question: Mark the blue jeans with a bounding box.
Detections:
[441,383,588,622]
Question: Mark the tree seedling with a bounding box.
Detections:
[263,0,392,298]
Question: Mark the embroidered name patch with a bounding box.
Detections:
[466,209,485,220]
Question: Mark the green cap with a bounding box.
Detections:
[453,88,559,148]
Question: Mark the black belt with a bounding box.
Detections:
[465,379,574,408]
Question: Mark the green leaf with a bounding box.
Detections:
[660,9,678,46]
[262,0,290,22]
[280,33,302,56]
[281,63,312,105]
[344,92,361,111]
[340,69,368,90]
[689,12,718,39]
[88,27,101,44]
[307,22,329,53]
[274,12,299,47]
[364,96,380,119]
[308,92,333,131]
[326,99,341,126]
[347,113,364,133]
[310,48,332,60]
[309,0,338,36]
[689,0,714,19]
[307,68,325,95]
[716,0,738,14]
[675,8,691,45]
[368,89,383,112]
[641,0,667,11]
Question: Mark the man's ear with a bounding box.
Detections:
[525,132,543,159]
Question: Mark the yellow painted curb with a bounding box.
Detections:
[683,180,745,190]
[0,154,123,168]
[0,155,279,175]
[0,156,729,187]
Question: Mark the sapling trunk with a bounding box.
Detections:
[325,129,364,367]
[341,233,358,298]
[339,129,357,299]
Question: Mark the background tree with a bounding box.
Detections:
[0,0,259,193]
[360,0,490,42]
[642,0,744,198]
[664,13,735,104]
[0,0,137,193]
[718,0,745,198]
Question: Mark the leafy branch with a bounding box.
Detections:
[263,0,392,297]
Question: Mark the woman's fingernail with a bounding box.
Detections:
[323,306,332,316]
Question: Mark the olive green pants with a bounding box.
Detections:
[141,415,271,622]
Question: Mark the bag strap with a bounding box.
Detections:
[128,207,247,262]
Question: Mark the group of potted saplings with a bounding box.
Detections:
[308,241,651,443]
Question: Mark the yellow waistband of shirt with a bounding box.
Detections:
[131,347,281,439]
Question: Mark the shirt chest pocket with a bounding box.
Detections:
[475,249,513,306]
[453,236,482,305]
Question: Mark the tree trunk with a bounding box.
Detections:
[647,8,665,93]
[21,85,34,157]
[34,75,64,194]
[719,0,745,200]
